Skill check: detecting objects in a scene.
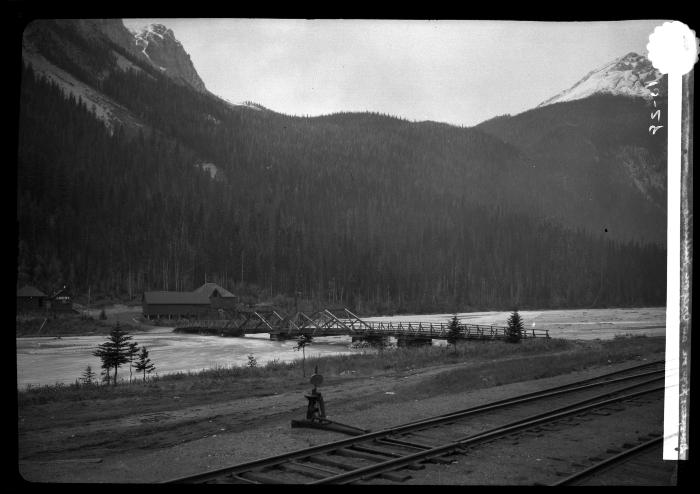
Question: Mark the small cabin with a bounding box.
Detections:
[48,285,76,313]
[16,285,47,313]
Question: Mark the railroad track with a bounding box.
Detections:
[550,436,673,486]
[165,360,667,485]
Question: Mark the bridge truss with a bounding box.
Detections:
[175,308,550,340]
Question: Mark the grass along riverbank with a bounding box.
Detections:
[18,335,663,408]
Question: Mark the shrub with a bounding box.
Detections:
[80,365,96,385]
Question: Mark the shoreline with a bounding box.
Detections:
[16,307,666,389]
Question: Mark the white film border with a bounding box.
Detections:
[647,20,697,462]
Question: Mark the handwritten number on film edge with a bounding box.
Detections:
[646,80,664,134]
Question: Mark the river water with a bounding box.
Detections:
[16,307,665,389]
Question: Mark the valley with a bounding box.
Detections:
[17,19,667,314]
[13,18,677,485]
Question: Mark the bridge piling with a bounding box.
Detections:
[270,333,294,341]
[351,334,389,346]
[396,335,432,347]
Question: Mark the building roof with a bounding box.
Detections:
[193,283,236,298]
[17,285,47,298]
[143,291,212,305]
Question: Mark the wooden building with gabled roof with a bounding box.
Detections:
[193,282,235,298]
[142,282,239,320]
[47,285,77,313]
[193,282,238,310]
[17,285,48,312]
[142,291,212,319]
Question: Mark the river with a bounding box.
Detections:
[16,307,665,389]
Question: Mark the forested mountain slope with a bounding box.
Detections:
[16,19,667,313]
[476,94,667,244]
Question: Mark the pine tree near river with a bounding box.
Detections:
[92,324,136,386]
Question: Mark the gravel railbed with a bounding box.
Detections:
[18,353,665,483]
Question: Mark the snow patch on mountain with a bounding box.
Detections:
[539,53,663,107]
[131,27,164,69]
[235,101,265,111]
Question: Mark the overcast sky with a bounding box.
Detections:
[122,19,665,127]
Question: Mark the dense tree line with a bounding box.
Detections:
[16,58,666,314]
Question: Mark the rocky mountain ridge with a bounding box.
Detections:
[539,52,664,107]
[22,19,207,95]
[130,23,207,93]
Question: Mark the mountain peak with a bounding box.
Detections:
[140,23,176,41]
[133,23,206,93]
[538,52,662,108]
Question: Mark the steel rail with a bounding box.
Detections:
[164,362,664,484]
[165,371,664,484]
[395,360,665,428]
[372,371,664,439]
[450,376,663,442]
[310,385,664,484]
[550,436,664,486]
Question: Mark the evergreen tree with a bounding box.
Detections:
[133,346,156,382]
[80,365,96,385]
[92,323,135,385]
[446,315,461,352]
[506,309,524,343]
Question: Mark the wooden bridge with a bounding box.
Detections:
[174,308,550,341]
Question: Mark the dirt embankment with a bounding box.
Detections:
[16,316,142,337]
[17,305,150,337]
[17,336,665,483]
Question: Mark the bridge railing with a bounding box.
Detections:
[341,321,549,340]
[174,319,233,328]
[174,313,550,340]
